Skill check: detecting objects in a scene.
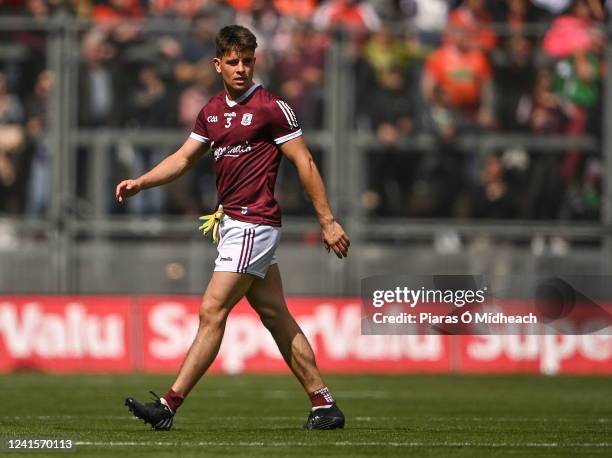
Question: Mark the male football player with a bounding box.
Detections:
[117,25,349,430]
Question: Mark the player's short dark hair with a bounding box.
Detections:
[216,25,258,58]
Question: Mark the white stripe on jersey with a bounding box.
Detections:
[276,100,294,127]
[281,100,299,127]
[274,129,303,145]
[276,100,299,128]
[286,103,299,127]
[190,132,210,143]
[279,100,299,127]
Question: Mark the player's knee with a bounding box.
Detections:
[257,305,286,331]
[198,301,228,329]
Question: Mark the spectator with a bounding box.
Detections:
[121,65,176,214]
[129,65,175,127]
[0,71,27,215]
[542,0,603,186]
[359,29,428,129]
[421,23,495,131]
[501,0,544,31]
[0,71,24,125]
[150,0,218,21]
[362,30,407,81]
[313,0,382,32]
[492,32,535,130]
[0,0,28,15]
[76,30,126,215]
[269,25,325,128]
[516,67,567,135]
[273,0,318,21]
[224,0,255,10]
[24,69,53,216]
[0,125,26,215]
[234,0,282,54]
[421,23,497,219]
[399,0,450,45]
[77,30,118,127]
[448,0,497,53]
[151,0,236,24]
[362,66,417,216]
[366,0,403,23]
[92,0,143,26]
[146,9,221,105]
[542,0,604,60]
[426,85,461,142]
[516,67,568,253]
[367,66,414,142]
[561,157,601,220]
[471,155,517,218]
[8,0,50,101]
[92,0,146,66]
[534,0,604,18]
[532,0,572,14]
[420,85,467,217]
[70,0,94,18]
[178,13,218,64]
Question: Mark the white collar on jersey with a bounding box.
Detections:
[225,83,262,107]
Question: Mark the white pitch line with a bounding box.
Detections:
[0,416,134,420]
[73,441,612,448]
[354,416,610,422]
[0,415,302,421]
[2,415,609,423]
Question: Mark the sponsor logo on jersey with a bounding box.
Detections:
[213,142,252,161]
[224,112,237,118]
[241,113,253,126]
[207,115,218,123]
[241,207,248,215]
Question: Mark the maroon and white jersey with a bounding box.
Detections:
[190,83,302,227]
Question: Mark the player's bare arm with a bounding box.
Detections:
[280,136,350,258]
[115,137,209,203]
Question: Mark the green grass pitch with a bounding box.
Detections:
[0,374,610,457]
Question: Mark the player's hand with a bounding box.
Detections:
[115,179,141,204]
[321,220,350,259]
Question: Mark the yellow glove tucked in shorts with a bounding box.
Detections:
[198,204,224,244]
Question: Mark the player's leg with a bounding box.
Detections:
[246,264,322,391]
[125,271,253,430]
[172,271,254,396]
[246,263,345,429]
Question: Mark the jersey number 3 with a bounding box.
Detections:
[224,118,232,128]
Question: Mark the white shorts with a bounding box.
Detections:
[214,215,281,279]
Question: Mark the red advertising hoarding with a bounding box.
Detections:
[0,296,134,373]
[140,297,452,374]
[0,296,611,374]
[457,334,612,374]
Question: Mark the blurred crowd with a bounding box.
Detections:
[0,0,609,242]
